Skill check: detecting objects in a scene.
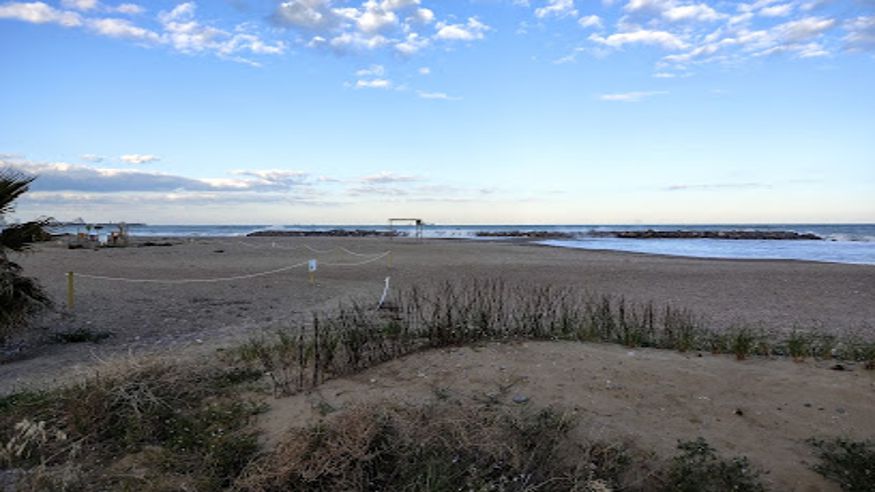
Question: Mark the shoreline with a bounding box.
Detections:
[44,232,875,266]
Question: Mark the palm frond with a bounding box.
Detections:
[0,218,54,252]
[0,169,36,217]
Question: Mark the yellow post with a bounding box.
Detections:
[387,251,393,269]
[66,272,75,310]
[308,271,315,285]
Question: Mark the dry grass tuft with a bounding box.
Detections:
[0,357,264,490]
[235,400,632,491]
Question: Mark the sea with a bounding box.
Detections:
[50,223,875,266]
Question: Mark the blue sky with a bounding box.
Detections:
[1,0,873,224]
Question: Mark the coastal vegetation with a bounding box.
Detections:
[808,437,875,492]
[0,356,774,491]
[1,278,872,490]
[0,171,51,342]
[232,279,874,397]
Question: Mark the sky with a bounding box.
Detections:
[1,0,873,225]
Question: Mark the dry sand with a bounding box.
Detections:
[261,341,875,491]
[3,236,874,490]
[3,236,874,393]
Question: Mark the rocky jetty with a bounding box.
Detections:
[475,231,575,239]
[603,230,822,240]
[248,229,400,238]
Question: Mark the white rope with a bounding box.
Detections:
[339,246,378,257]
[73,250,391,284]
[303,244,335,254]
[224,240,380,257]
[75,260,310,284]
[321,251,391,267]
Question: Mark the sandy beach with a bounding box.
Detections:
[0,237,873,490]
[3,236,874,393]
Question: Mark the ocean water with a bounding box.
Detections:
[49,223,875,265]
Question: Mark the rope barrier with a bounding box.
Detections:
[221,240,379,257]
[65,247,394,310]
[72,250,391,285]
[320,251,391,267]
[74,260,311,284]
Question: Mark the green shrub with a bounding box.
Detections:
[808,437,875,491]
[662,437,766,492]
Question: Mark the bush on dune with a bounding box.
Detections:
[0,359,264,490]
[235,401,633,492]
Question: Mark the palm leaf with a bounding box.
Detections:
[1,219,54,252]
[0,169,35,217]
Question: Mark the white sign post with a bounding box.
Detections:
[308,259,317,285]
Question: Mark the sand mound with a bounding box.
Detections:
[260,341,875,491]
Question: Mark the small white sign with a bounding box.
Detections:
[308,259,318,272]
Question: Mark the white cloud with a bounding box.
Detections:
[410,7,433,24]
[324,31,389,51]
[590,29,688,50]
[120,154,160,164]
[354,7,397,33]
[88,17,159,41]
[844,16,875,52]
[380,0,420,11]
[663,4,726,22]
[81,154,104,163]
[232,169,310,187]
[416,90,461,100]
[274,0,460,57]
[355,78,392,89]
[60,0,97,10]
[760,4,792,17]
[355,64,385,77]
[0,2,82,26]
[0,1,283,65]
[534,0,578,19]
[112,3,143,15]
[435,17,490,41]
[577,14,602,29]
[62,0,144,14]
[2,156,336,197]
[395,32,429,54]
[773,16,835,42]
[158,3,285,60]
[418,66,430,75]
[273,0,336,29]
[599,90,668,102]
[360,171,418,183]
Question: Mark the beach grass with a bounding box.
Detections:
[232,278,875,396]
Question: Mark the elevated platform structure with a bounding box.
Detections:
[388,218,424,241]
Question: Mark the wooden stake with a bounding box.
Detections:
[66,272,75,310]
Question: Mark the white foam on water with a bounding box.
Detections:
[539,238,875,265]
